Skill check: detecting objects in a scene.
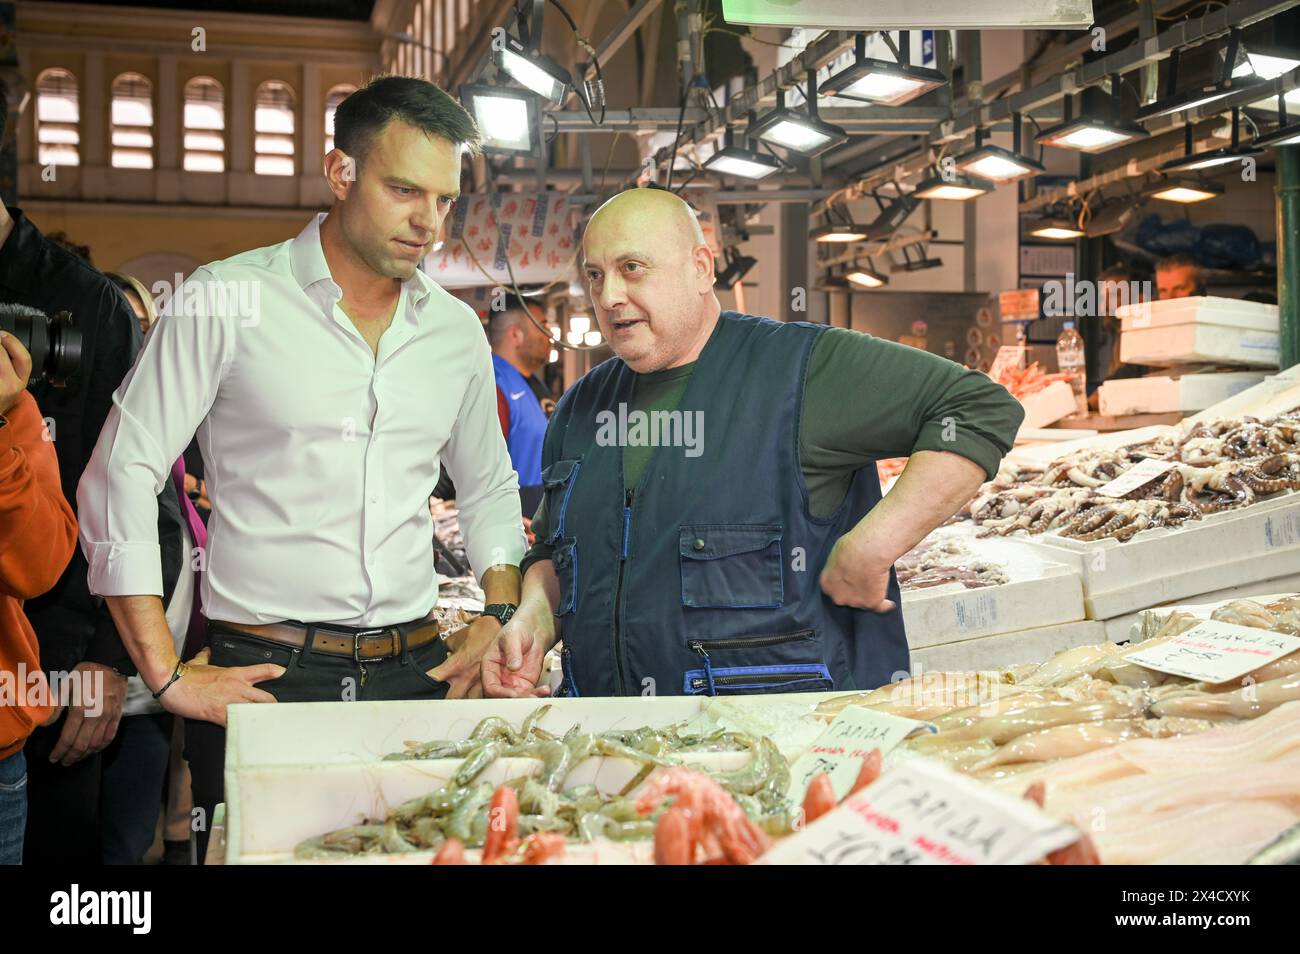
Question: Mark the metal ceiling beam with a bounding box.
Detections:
[645,30,858,167]
[931,0,1300,145]
[579,0,665,82]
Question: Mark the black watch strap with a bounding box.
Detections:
[481,603,517,624]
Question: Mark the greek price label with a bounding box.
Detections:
[761,758,1078,866]
[954,592,999,632]
[1265,510,1300,549]
[787,706,932,805]
[1095,458,1175,498]
[1126,619,1300,683]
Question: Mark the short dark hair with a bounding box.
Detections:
[333,74,482,164]
[1156,253,1201,272]
[486,291,542,346]
[1099,264,1130,282]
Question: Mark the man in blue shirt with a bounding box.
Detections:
[488,294,552,518]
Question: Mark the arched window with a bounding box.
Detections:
[324,84,355,154]
[254,80,296,176]
[183,77,225,172]
[36,68,80,166]
[111,72,154,169]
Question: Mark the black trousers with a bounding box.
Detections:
[100,712,174,865]
[185,621,451,863]
[23,716,102,865]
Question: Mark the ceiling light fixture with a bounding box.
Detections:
[1160,107,1261,173]
[954,114,1044,183]
[1036,75,1150,153]
[912,170,993,200]
[818,31,947,107]
[492,0,572,105]
[702,126,783,180]
[1137,32,1266,121]
[460,83,540,155]
[750,68,849,158]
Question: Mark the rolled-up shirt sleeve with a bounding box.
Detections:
[77,267,233,597]
[440,326,526,579]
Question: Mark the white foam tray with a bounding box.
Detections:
[223,693,844,864]
[1014,491,1300,620]
[1118,296,1279,367]
[910,620,1108,672]
[901,528,1085,647]
[1019,381,1080,430]
[1098,371,1267,417]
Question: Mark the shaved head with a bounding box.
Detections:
[581,187,720,372]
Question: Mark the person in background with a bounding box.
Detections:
[99,273,202,864]
[1155,253,1205,300]
[0,91,164,860]
[487,293,552,520]
[0,325,78,864]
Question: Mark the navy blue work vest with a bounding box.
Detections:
[542,311,910,697]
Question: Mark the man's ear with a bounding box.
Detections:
[694,245,715,288]
[323,148,357,201]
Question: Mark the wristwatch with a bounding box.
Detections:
[481,603,517,625]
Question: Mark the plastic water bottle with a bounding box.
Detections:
[1056,321,1087,417]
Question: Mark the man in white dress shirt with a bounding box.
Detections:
[76,76,527,854]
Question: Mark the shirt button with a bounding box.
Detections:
[693,538,706,551]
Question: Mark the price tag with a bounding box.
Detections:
[987,345,1026,383]
[1126,620,1300,683]
[999,289,1039,322]
[761,758,1079,866]
[1095,458,1175,498]
[787,706,932,805]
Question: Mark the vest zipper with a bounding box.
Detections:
[612,488,633,695]
[689,641,717,696]
[687,670,828,691]
[687,631,815,653]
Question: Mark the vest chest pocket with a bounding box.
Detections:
[679,524,784,609]
[540,458,582,546]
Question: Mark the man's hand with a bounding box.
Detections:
[48,663,127,766]
[159,647,283,727]
[429,615,501,699]
[819,529,897,613]
[0,331,33,416]
[482,602,554,698]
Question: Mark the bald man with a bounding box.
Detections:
[481,187,1024,699]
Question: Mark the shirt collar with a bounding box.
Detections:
[290,212,433,316]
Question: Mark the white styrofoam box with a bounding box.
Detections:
[1109,584,1300,644]
[909,620,1108,673]
[223,693,847,864]
[1098,371,1267,417]
[1014,491,1300,620]
[1018,380,1080,430]
[1185,376,1300,426]
[1117,296,1279,368]
[900,528,1085,648]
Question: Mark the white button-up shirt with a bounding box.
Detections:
[77,213,525,626]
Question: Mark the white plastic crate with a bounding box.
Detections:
[909,620,1107,672]
[1118,296,1279,368]
[1098,371,1267,417]
[900,528,1085,648]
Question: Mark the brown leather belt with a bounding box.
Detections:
[210,613,444,661]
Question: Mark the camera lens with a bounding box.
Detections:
[0,302,83,388]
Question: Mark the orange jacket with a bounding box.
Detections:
[0,392,76,759]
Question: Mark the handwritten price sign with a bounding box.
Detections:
[761,758,1078,866]
[1126,620,1300,683]
[786,706,933,805]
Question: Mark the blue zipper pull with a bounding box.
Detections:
[689,640,716,696]
[561,645,579,697]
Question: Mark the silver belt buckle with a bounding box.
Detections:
[351,628,385,664]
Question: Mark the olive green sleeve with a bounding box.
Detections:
[800,328,1023,513]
